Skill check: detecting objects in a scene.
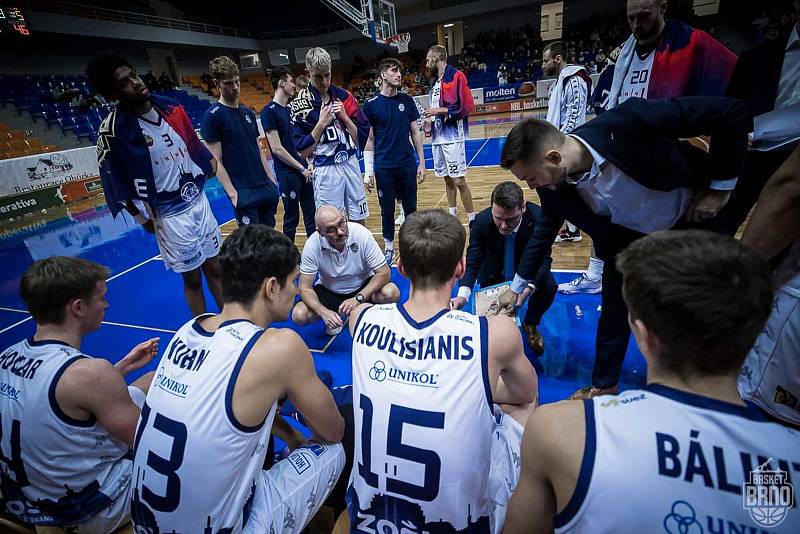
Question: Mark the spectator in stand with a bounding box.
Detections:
[199,71,212,95]
[158,72,176,90]
[141,70,159,92]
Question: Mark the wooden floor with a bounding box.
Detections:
[220,171,595,271]
[219,109,594,270]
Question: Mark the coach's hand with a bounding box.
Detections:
[450,296,467,310]
[320,309,344,330]
[116,337,159,376]
[417,163,426,184]
[494,286,533,316]
[339,297,359,317]
[686,189,731,222]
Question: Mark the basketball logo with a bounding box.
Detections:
[743,458,794,527]
[180,182,200,202]
[398,103,405,112]
[144,135,154,147]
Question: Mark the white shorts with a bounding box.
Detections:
[433,141,467,178]
[152,193,221,273]
[313,157,369,220]
[739,269,800,426]
[72,461,133,534]
[488,404,525,534]
[245,441,345,534]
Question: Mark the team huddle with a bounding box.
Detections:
[2,0,800,532]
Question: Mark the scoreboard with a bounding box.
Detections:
[0,6,30,36]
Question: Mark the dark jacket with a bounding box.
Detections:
[726,33,792,118]
[517,95,752,282]
[460,201,553,290]
[571,96,752,191]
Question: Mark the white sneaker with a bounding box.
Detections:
[395,212,405,225]
[325,325,343,336]
[558,273,602,294]
[385,249,394,266]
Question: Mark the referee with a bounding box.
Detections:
[363,58,426,266]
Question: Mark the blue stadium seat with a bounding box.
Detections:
[58,116,77,133]
[75,122,96,142]
[42,110,61,128]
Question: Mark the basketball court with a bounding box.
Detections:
[0,109,646,411]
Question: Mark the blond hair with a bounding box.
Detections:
[305,47,332,73]
[209,56,239,81]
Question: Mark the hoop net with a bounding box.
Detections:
[386,32,411,53]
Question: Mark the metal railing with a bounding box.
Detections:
[29,0,352,40]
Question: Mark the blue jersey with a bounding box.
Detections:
[363,93,419,169]
[260,100,307,176]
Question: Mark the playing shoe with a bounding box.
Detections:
[555,228,582,242]
[558,273,602,294]
[395,212,405,225]
[385,249,394,266]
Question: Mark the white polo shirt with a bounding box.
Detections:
[300,222,386,294]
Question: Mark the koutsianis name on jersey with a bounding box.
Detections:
[355,322,475,361]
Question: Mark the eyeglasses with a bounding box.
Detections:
[321,218,347,235]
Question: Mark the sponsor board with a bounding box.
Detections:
[474,97,547,115]
[0,146,98,198]
[0,187,64,219]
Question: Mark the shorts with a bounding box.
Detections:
[433,141,467,178]
[71,460,133,534]
[738,269,800,425]
[244,442,345,534]
[313,277,373,312]
[313,157,369,220]
[152,193,222,273]
[488,404,525,534]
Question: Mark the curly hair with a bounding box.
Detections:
[209,56,239,81]
[86,54,133,100]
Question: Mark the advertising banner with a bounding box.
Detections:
[482,82,538,103]
[474,97,548,115]
[0,146,98,198]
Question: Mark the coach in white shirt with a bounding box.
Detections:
[292,205,400,335]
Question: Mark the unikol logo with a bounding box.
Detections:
[743,458,794,527]
[369,361,387,382]
[663,500,702,534]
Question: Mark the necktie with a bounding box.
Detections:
[504,233,515,280]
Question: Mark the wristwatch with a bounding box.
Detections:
[355,293,366,303]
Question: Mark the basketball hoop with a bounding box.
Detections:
[386,32,411,53]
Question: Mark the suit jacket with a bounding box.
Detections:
[571,96,752,191]
[460,201,553,291]
[726,33,791,118]
[516,96,752,282]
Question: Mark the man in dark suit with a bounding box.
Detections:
[498,95,752,399]
[724,1,799,235]
[450,181,557,354]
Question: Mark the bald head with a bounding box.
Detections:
[315,205,343,228]
[315,205,349,248]
[627,0,667,46]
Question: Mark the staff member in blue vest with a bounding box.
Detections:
[363,58,426,266]
[262,67,316,242]
[201,56,279,226]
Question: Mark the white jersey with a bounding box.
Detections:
[554,385,800,534]
[131,316,276,533]
[619,49,654,103]
[138,107,205,217]
[348,304,495,532]
[0,338,129,526]
[430,79,465,146]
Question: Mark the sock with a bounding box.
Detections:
[587,256,604,281]
[384,239,393,251]
[449,207,458,216]
[467,212,476,223]
[566,222,577,233]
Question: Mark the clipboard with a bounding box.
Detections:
[473,282,522,326]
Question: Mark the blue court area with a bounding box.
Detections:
[0,136,646,406]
